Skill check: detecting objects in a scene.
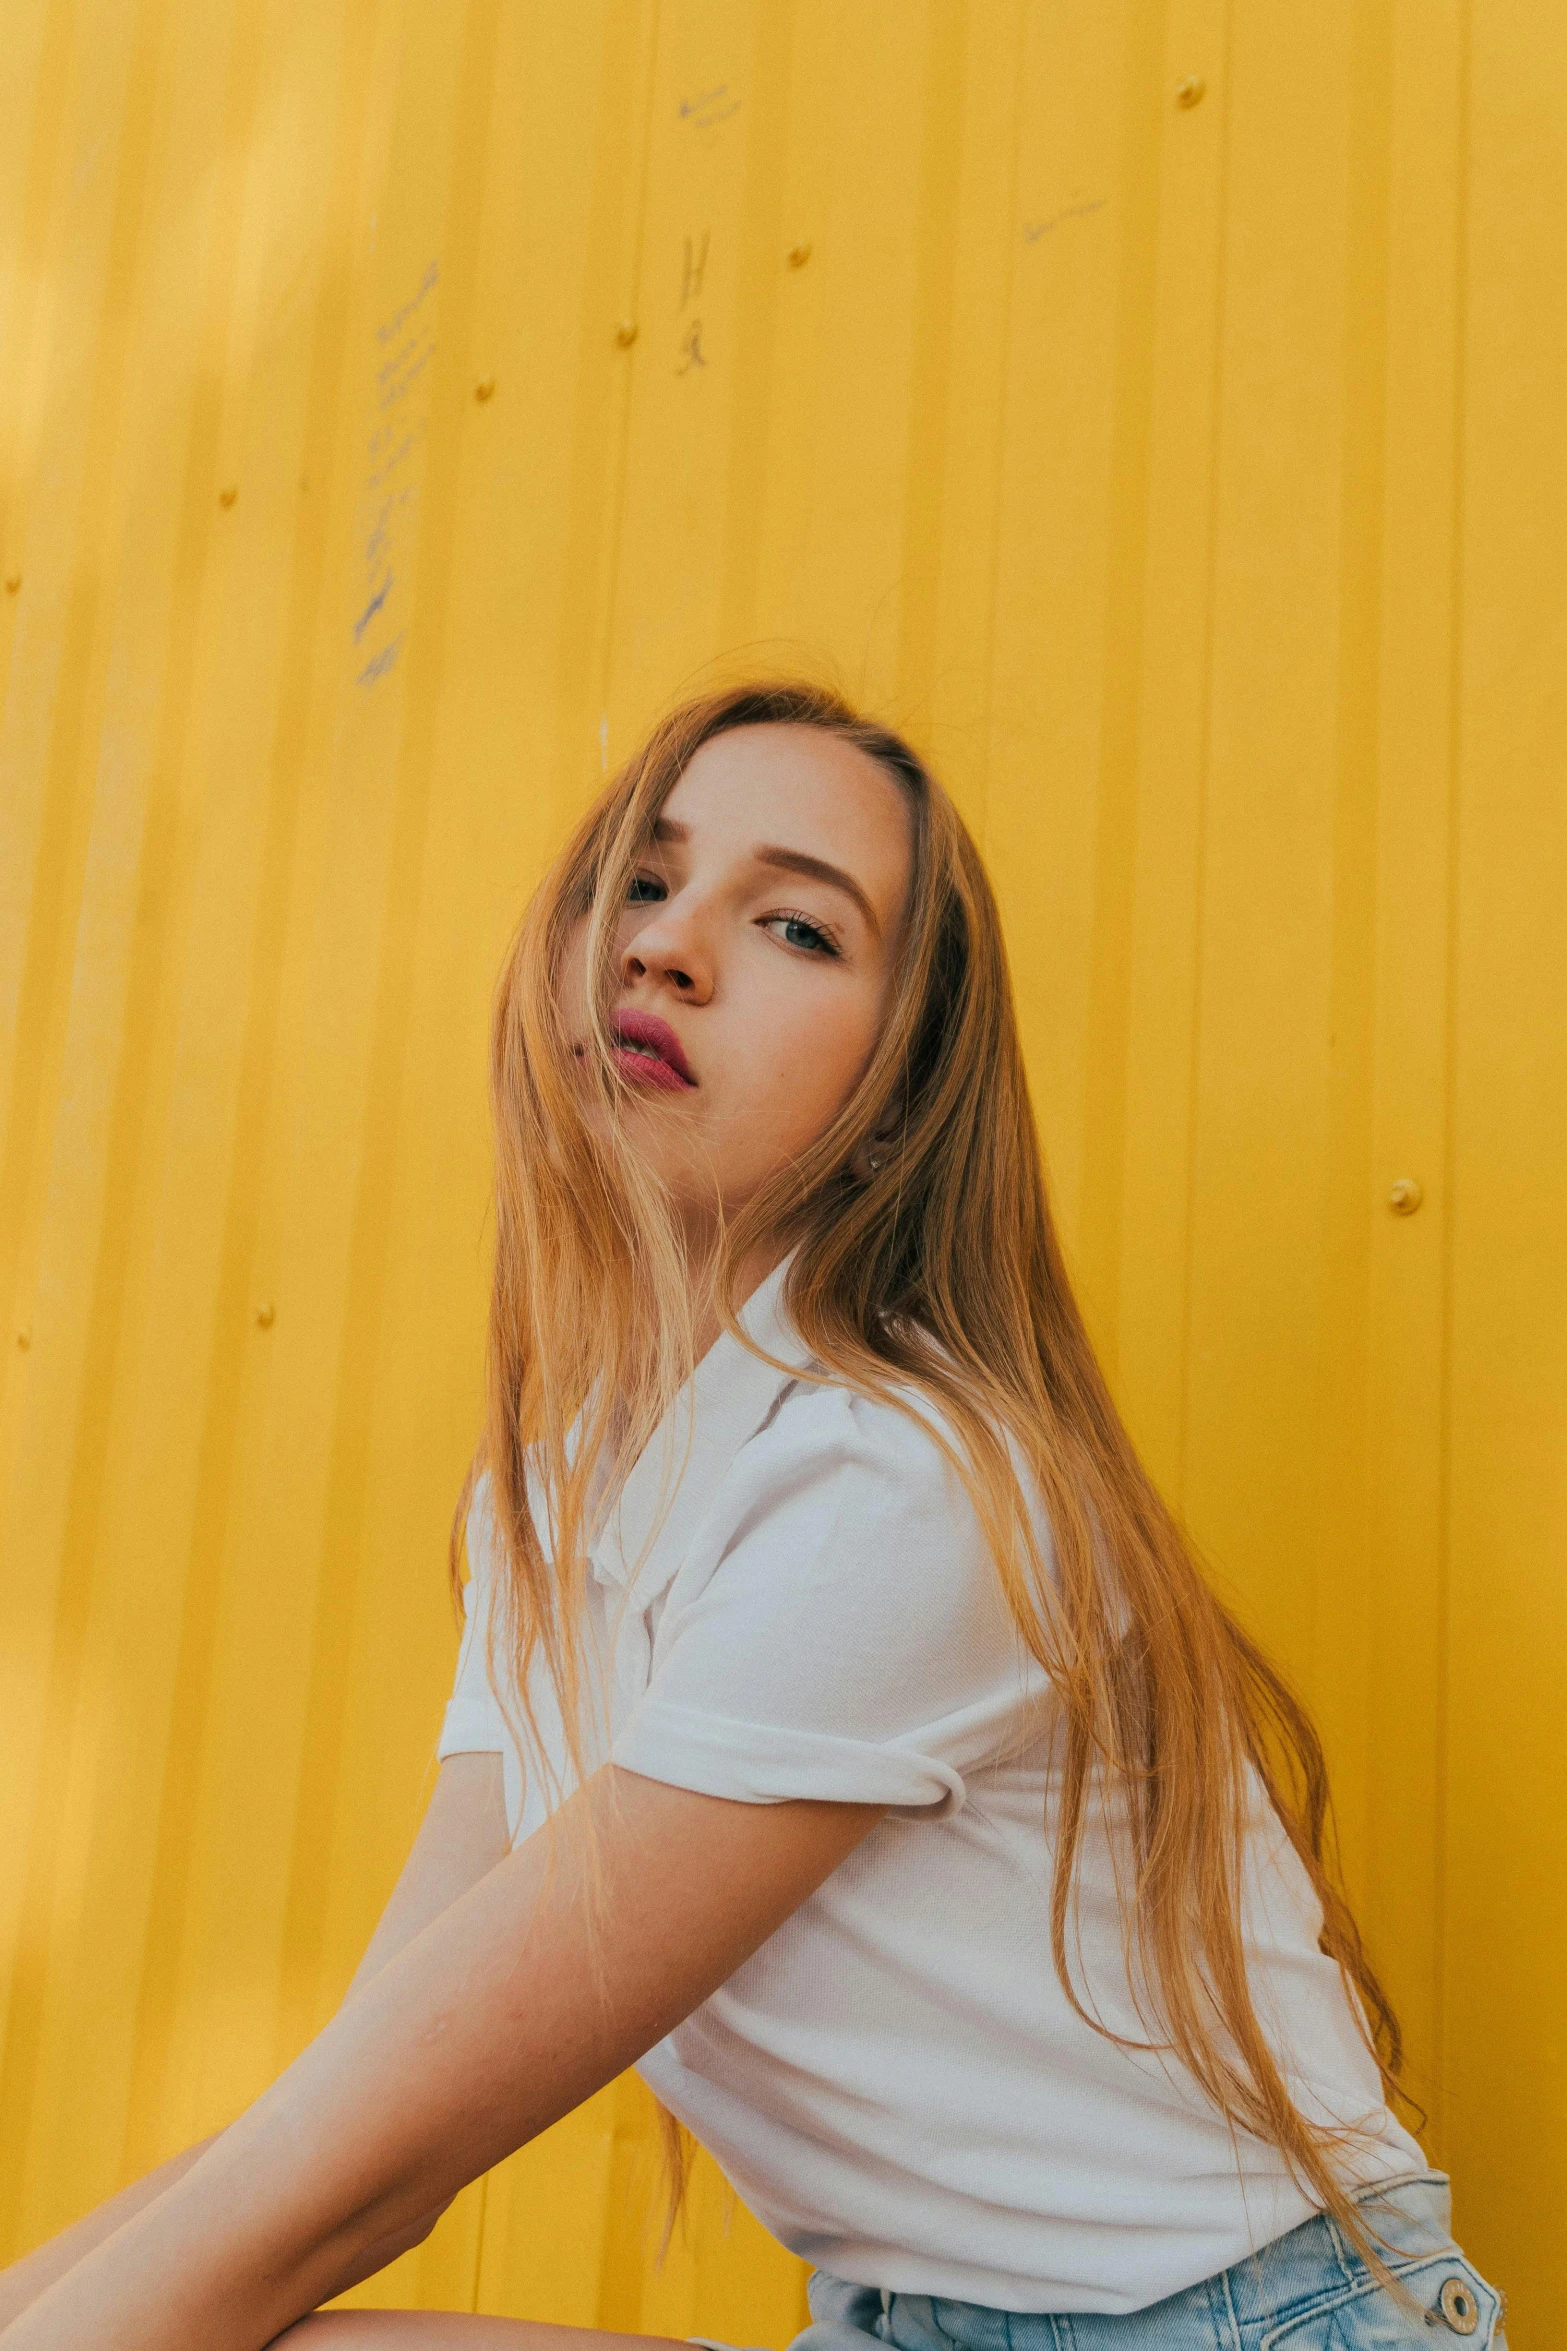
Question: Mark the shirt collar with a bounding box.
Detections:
[589,1254,818,1595]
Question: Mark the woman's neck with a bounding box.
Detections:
[681,1224,790,1359]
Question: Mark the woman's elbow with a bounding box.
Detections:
[322,2194,455,2304]
[380,2195,453,2260]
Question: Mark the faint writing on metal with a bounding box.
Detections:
[681,231,710,307]
[353,573,392,644]
[357,260,439,689]
[1023,198,1107,242]
[678,227,710,376]
[679,82,740,130]
[376,259,438,345]
[357,633,404,688]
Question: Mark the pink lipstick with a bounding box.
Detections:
[610,1008,696,1092]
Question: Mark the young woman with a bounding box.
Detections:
[0,684,1505,2349]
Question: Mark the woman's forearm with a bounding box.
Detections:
[0,2139,217,2331]
[0,1772,878,2351]
[0,1756,505,2344]
[0,1864,589,2344]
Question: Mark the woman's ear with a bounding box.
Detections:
[850,1123,898,1185]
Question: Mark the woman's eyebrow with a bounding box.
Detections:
[753,846,880,937]
[649,818,880,936]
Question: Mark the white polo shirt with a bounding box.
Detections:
[437,1261,1424,2316]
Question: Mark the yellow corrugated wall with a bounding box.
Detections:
[1,0,1562,2337]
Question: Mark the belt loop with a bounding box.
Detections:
[880,2290,892,2318]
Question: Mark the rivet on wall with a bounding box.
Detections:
[255,1302,276,1328]
[786,241,812,269]
[4,572,19,594]
[1175,76,1207,108]
[474,377,496,402]
[15,1328,31,1350]
[1387,1178,1424,1216]
[614,319,638,348]
[218,485,238,507]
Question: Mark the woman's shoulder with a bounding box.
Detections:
[660,1358,1039,1716]
[718,1354,1032,1589]
[755,1353,977,1487]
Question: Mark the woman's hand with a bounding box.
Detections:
[0,1767,881,2351]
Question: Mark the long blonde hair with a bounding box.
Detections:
[459,679,1407,2256]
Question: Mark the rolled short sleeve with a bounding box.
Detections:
[437,1475,509,1762]
[609,1386,1050,1817]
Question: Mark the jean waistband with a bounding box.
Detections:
[801,2171,1505,2349]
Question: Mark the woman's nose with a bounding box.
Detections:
[619,905,714,1002]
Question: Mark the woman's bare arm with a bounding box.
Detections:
[344,1753,512,2000]
[0,2141,220,2337]
[0,1767,881,2351]
[0,1754,510,2333]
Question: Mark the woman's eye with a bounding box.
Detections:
[763,912,839,957]
[626,873,666,905]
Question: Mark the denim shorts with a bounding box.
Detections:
[757,2173,1508,2351]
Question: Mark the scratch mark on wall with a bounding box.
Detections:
[1022,197,1107,242]
[355,259,439,689]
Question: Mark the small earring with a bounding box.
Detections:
[867,1152,882,1173]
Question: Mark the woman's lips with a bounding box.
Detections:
[610,1008,696,1091]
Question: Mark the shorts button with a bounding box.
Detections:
[1438,2277,1480,2335]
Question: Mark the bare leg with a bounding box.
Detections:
[280,2320,698,2350]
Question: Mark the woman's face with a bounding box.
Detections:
[567,722,914,1242]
